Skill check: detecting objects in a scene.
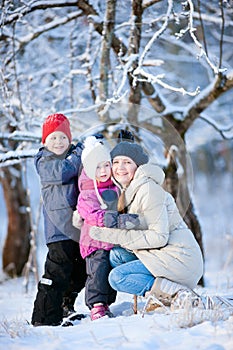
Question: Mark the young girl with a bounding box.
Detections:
[74,136,139,320]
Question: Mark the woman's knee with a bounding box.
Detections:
[110,247,136,267]
[109,248,122,267]
[108,268,122,291]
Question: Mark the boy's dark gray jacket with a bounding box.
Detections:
[35,144,83,244]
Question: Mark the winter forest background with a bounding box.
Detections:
[0,1,233,349]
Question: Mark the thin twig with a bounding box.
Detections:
[219,0,225,69]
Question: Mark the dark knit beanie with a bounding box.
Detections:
[110,141,149,166]
[42,113,72,144]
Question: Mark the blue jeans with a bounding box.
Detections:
[109,247,155,296]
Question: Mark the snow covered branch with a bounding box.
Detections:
[181,71,233,134]
[0,150,37,167]
[175,0,222,75]
[4,11,83,66]
[0,132,40,142]
[0,0,80,26]
[133,69,200,97]
[142,0,163,10]
[137,0,173,70]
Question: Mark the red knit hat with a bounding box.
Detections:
[42,113,72,144]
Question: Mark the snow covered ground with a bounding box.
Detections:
[0,170,233,350]
[0,275,233,350]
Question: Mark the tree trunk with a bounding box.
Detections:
[127,0,143,124]
[164,147,205,286]
[98,0,116,122]
[1,164,31,277]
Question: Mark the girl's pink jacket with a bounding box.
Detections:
[77,169,119,259]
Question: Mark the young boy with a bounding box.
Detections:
[31,113,87,327]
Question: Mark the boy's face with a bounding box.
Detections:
[44,131,70,155]
[95,161,111,182]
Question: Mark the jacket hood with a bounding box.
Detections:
[78,168,94,191]
[123,162,165,207]
[134,162,165,185]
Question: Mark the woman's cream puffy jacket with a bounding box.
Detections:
[90,163,204,289]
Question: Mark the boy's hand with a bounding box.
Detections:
[70,142,83,157]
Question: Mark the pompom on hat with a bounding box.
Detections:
[110,141,149,166]
[42,113,72,144]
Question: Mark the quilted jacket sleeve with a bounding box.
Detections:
[77,190,105,227]
[89,181,170,250]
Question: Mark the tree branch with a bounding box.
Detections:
[0,0,80,26]
[197,0,208,57]
[142,0,163,10]
[199,115,233,140]
[219,0,225,70]
[0,150,37,167]
[4,11,83,66]
[170,71,233,135]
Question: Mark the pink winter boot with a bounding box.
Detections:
[90,303,113,320]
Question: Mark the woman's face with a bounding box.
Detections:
[112,156,137,187]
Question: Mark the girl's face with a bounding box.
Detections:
[112,156,137,187]
[44,131,70,155]
[95,161,111,182]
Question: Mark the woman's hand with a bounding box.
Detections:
[103,211,140,229]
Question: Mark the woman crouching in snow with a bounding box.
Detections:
[89,141,204,310]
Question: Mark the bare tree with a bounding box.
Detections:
[98,0,116,121]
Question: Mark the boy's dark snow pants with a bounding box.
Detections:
[31,240,86,326]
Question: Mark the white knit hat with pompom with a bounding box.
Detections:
[81,136,111,179]
[81,136,111,209]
